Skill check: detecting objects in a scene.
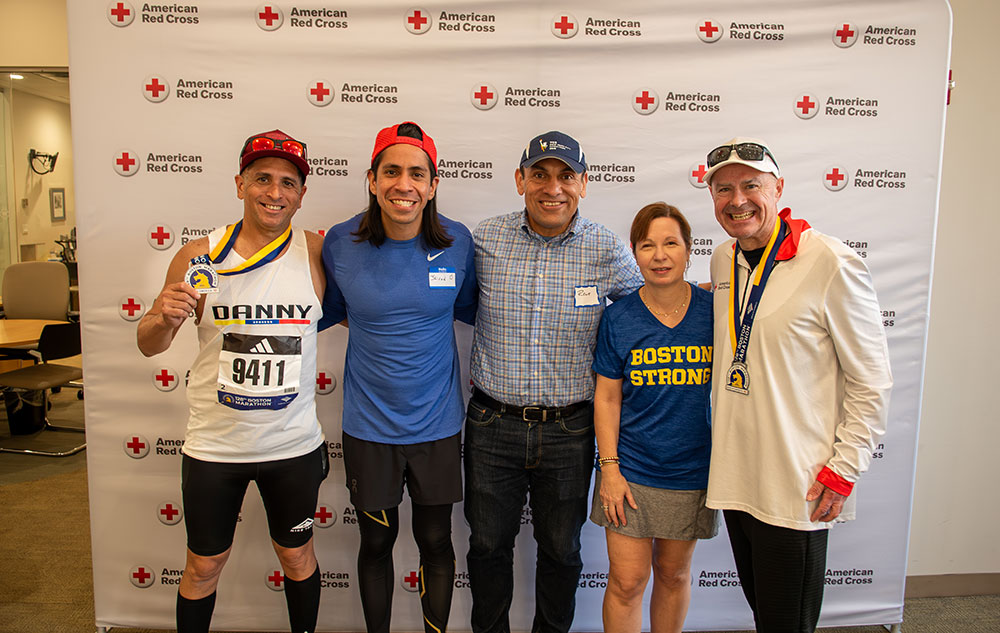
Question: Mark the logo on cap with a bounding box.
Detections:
[833,23,858,48]
[153,367,179,392]
[308,80,334,107]
[256,4,283,30]
[108,1,135,27]
[114,150,140,177]
[823,166,849,191]
[551,14,578,39]
[794,93,819,119]
[697,20,723,43]
[143,76,169,102]
[406,8,432,34]
[632,89,659,115]
[119,296,146,322]
[123,434,150,459]
[471,84,498,110]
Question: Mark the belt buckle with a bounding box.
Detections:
[521,406,546,422]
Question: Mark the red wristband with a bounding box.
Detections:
[816,466,854,496]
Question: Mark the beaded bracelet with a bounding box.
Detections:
[597,456,620,466]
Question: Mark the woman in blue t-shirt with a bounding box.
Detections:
[590,202,717,633]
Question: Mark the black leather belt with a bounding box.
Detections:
[472,387,590,423]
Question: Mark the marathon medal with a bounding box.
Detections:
[186,255,219,294]
[725,219,784,395]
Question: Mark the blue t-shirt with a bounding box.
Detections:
[320,213,477,444]
[592,283,713,489]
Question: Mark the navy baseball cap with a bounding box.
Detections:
[519,131,587,173]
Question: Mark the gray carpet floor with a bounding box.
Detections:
[1,391,997,632]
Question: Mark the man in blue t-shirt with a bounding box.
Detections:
[320,122,477,633]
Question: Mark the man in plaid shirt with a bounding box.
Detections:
[463,131,642,633]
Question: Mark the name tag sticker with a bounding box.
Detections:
[574,285,600,307]
[429,266,456,288]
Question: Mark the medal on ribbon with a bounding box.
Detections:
[185,255,219,294]
[725,219,785,395]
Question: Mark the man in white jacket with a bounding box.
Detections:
[703,137,892,633]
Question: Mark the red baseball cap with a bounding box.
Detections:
[371,122,437,167]
[239,129,310,179]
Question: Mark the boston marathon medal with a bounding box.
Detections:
[726,361,750,395]
[185,260,219,294]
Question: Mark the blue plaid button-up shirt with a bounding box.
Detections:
[470,210,642,407]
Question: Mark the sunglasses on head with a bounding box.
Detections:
[707,142,778,169]
[241,135,308,160]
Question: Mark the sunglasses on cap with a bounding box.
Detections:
[706,142,778,169]
[241,135,308,161]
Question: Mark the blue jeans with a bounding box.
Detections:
[463,392,595,633]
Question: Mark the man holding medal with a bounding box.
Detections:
[702,137,892,633]
[137,129,327,633]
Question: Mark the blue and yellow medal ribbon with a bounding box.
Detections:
[208,220,292,276]
[728,218,783,356]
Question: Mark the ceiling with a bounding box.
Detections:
[0,70,70,104]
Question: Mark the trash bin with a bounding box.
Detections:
[4,388,46,435]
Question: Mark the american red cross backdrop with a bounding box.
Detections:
[69,1,951,630]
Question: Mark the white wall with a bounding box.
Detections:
[8,88,75,261]
[908,0,1000,577]
[0,0,69,67]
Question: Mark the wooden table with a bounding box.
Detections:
[0,319,64,347]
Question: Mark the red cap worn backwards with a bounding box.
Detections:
[239,129,310,180]
[371,121,437,167]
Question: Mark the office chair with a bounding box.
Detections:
[0,261,72,362]
[0,322,85,457]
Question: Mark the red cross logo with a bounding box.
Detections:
[126,436,145,454]
[116,152,137,176]
[551,13,578,39]
[146,78,165,98]
[307,80,334,107]
[256,5,283,30]
[267,570,285,591]
[122,299,141,316]
[123,434,150,458]
[408,10,428,30]
[151,226,170,245]
[160,503,180,521]
[698,20,722,42]
[259,6,279,25]
[833,22,858,48]
[631,88,659,115]
[470,83,498,110]
[554,16,573,35]
[120,296,145,322]
[794,93,819,119]
[311,83,330,101]
[836,24,854,43]
[155,369,175,387]
[692,165,707,182]
[111,2,130,21]
[314,505,335,527]
[130,566,154,588]
[402,570,421,592]
[823,166,849,191]
[635,91,655,110]
[316,371,335,394]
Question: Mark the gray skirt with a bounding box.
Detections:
[590,471,719,540]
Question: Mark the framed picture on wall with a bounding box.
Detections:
[50,187,66,221]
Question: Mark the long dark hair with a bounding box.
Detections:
[352,123,453,249]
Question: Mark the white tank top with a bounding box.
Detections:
[183,226,324,462]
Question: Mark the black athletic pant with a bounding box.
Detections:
[357,503,455,633]
[724,509,829,633]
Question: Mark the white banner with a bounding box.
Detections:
[69,1,950,630]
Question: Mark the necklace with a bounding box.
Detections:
[641,285,688,318]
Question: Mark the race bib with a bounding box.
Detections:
[217,333,301,410]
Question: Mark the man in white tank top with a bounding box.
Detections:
[137,129,327,633]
